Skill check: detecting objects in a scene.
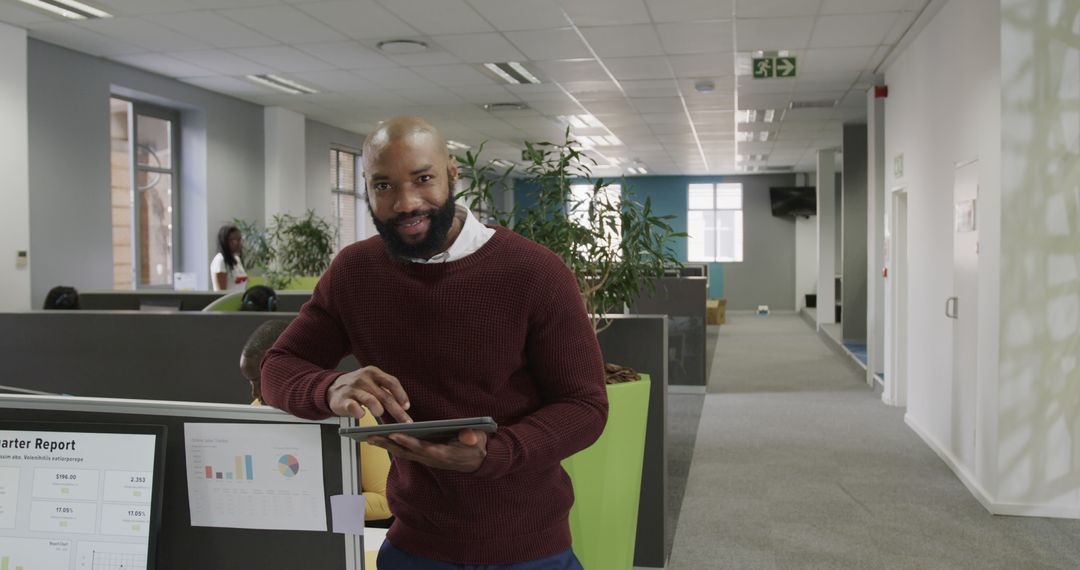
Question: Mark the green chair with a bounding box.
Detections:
[201,291,244,312]
[562,376,650,570]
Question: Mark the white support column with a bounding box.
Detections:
[867,87,887,382]
[264,106,307,222]
[0,22,30,311]
[816,150,837,326]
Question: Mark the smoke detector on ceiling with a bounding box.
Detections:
[376,39,428,54]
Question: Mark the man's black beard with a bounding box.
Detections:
[370,191,457,260]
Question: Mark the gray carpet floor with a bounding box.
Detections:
[666,313,1080,570]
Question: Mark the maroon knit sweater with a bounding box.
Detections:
[261,226,608,564]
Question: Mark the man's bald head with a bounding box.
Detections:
[362,116,448,169]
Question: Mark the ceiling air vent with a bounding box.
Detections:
[789,99,837,110]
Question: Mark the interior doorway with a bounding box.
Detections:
[885,188,908,406]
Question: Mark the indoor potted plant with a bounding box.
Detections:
[234,210,336,291]
[457,132,682,570]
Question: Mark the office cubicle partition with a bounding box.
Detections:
[0,394,362,570]
[631,277,708,389]
[76,291,313,312]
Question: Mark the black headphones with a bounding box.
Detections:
[241,285,278,312]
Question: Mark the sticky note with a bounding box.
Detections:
[329,494,365,535]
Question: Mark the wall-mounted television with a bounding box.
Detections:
[769,186,817,218]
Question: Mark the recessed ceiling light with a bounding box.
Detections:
[17,0,111,19]
[483,62,541,85]
[376,39,428,54]
[246,74,318,95]
[490,159,515,168]
[694,80,715,93]
[446,140,470,151]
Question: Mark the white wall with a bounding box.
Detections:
[996,0,1079,517]
[264,107,307,222]
[884,0,1003,508]
[816,151,837,325]
[0,22,29,311]
[795,217,817,310]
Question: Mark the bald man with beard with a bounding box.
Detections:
[261,117,608,569]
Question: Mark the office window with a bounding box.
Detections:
[331,148,364,252]
[688,183,743,262]
[569,184,621,254]
[109,97,179,289]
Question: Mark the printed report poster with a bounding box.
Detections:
[0,429,158,570]
[183,423,327,531]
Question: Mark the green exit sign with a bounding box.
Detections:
[752,56,797,79]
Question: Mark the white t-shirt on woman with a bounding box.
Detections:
[210,253,248,292]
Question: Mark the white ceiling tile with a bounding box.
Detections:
[391,86,465,105]
[219,5,348,44]
[112,53,214,78]
[737,93,794,108]
[884,11,917,44]
[535,59,605,82]
[657,22,734,55]
[28,24,144,57]
[358,67,439,89]
[96,0,203,14]
[75,18,205,52]
[669,53,735,77]
[0,3,57,25]
[603,57,673,80]
[465,0,567,31]
[448,85,521,104]
[809,13,899,48]
[189,0,280,7]
[642,112,688,125]
[410,64,496,87]
[295,42,398,69]
[291,70,380,91]
[786,106,840,120]
[621,79,679,97]
[794,79,855,93]
[142,11,275,49]
[377,0,493,35]
[740,76,797,94]
[580,25,664,58]
[172,50,273,75]
[735,0,822,18]
[632,97,685,113]
[800,46,876,74]
[504,28,591,60]
[644,0,733,23]
[433,33,527,63]
[526,99,586,114]
[581,99,634,114]
[231,46,338,72]
[867,45,891,71]
[181,75,271,96]
[820,0,923,14]
[562,79,621,95]
[735,17,814,51]
[562,0,651,26]
[386,51,463,66]
[296,0,420,39]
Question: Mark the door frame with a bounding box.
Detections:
[885,187,908,407]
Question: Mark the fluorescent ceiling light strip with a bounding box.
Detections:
[17,0,86,19]
[506,62,540,84]
[484,63,521,85]
[264,74,317,94]
[246,75,302,95]
[52,0,110,18]
[446,140,470,150]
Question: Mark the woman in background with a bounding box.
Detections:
[211,224,247,291]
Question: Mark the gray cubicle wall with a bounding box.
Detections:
[597,315,668,569]
[0,311,354,403]
[631,277,708,389]
[78,291,313,312]
[0,395,361,570]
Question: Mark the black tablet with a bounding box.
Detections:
[339,417,497,443]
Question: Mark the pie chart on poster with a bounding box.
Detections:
[278,454,300,477]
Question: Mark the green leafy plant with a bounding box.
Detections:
[459,130,685,333]
[454,142,514,227]
[233,210,336,290]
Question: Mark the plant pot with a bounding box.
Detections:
[561,376,650,570]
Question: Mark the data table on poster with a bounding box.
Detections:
[184,423,326,531]
[0,427,159,570]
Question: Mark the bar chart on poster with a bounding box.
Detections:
[183,423,327,532]
[0,425,161,570]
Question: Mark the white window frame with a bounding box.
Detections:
[688,182,744,263]
[331,148,365,252]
